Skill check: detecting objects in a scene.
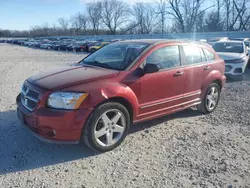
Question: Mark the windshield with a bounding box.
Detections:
[213,42,244,53]
[80,42,149,70]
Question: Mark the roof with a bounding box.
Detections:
[120,39,169,44]
[120,39,208,45]
[119,39,213,49]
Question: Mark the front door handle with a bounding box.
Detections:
[174,71,184,77]
[204,66,211,71]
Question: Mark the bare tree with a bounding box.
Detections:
[70,13,82,35]
[155,0,168,34]
[58,17,69,32]
[101,0,129,34]
[167,0,214,32]
[132,3,156,34]
[87,1,102,35]
[132,3,146,34]
[205,11,224,31]
[167,0,185,32]
[223,0,250,31]
[233,0,250,31]
[223,0,232,30]
[78,13,88,32]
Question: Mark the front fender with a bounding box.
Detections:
[100,84,140,119]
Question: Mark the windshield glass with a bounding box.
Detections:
[213,42,244,53]
[80,42,149,70]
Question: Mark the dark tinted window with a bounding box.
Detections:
[183,45,202,65]
[146,46,180,69]
[203,48,215,61]
[212,42,244,53]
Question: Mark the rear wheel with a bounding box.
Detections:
[197,83,221,114]
[83,102,130,152]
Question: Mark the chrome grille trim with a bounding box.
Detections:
[21,84,40,111]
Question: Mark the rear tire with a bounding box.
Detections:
[197,83,221,114]
[83,102,130,152]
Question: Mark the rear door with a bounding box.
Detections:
[181,45,212,104]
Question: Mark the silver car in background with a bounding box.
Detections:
[212,40,249,80]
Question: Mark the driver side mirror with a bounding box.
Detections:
[143,63,160,74]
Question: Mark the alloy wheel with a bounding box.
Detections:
[94,109,126,147]
[206,86,219,111]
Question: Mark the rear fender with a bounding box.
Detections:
[201,70,224,99]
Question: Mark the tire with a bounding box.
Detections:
[197,83,221,114]
[83,102,131,152]
[247,60,250,69]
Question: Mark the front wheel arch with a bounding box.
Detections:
[91,97,134,124]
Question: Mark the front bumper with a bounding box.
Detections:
[225,61,248,76]
[16,94,92,144]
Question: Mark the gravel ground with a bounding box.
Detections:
[0,43,250,188]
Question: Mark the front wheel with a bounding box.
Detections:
[197,83,221,114]
[83,102,131,152]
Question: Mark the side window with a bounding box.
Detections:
[182,45,202,65]
[203,48,215,61]
[146,46,180,69]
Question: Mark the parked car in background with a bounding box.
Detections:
[66,42,78,51]
[54,43,70,51]
[17,39,226,152]
[89,42,110,53]
[213,40,249,80]
[73,42,88,52]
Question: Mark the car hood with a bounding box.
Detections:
[28,65,119,90]
[217,52,245,60]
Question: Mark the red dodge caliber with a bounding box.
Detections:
[17,39,226,152]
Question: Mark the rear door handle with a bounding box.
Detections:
[204,66,211,71]
[174,71,184,77]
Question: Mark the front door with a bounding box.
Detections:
[138,45,185,121]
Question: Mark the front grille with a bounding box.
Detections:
[21,84,40,111]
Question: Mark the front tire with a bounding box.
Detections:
[197,83,221,114]
[83,102,131,152]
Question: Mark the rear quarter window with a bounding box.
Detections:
[203,48,215,61]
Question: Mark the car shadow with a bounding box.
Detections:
[0,110,98,175]
[0,108,201,175]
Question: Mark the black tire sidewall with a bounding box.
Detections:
[84,102,130,152]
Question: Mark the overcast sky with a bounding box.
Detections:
[0,0,212,30]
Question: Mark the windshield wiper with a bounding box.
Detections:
[83,61,113,69]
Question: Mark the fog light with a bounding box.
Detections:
[234,68,242,73]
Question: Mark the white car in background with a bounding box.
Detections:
[212,40,249,80]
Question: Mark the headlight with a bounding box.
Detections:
[47,92,89,110]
